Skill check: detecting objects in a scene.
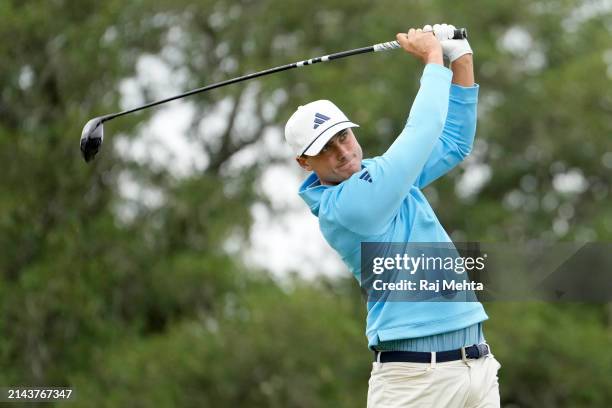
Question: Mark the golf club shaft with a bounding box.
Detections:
[102,28,467,123]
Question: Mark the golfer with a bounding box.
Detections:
[285,25,501,407]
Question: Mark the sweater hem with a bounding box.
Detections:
[367,308,488,349]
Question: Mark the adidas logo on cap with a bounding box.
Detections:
[313,113,330,129]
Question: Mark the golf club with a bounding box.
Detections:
[80,28,467,162]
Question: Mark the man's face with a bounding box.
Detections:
[296,128,363,185]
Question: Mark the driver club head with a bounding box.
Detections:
[80,117,104,162]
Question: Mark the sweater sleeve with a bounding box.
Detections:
[414,83,479,188]
[327,64,453,236]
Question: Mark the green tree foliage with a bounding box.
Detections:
[1,0,611,407]
[486,302,612,406]
[69,278,368,407]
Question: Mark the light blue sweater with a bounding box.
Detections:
[298,64,488,350]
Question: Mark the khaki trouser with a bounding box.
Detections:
[367,353,501,408]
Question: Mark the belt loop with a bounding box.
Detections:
[461,346,468,364]
[430,351,436,369]
[376,351,382,363]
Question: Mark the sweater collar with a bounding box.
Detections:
[298,172,330,217]
[297,163,368,216]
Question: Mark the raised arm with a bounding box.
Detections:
[415,54,479,188]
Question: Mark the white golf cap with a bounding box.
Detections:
[284,100,359,157]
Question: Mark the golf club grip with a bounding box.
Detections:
[453,28,468,39]
[373,28,468,52]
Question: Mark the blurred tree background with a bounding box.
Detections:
[1,0,611,406]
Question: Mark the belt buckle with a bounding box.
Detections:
[476,343,490,358]
[461,343,489,362]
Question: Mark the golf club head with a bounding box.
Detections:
[80,117,104,162]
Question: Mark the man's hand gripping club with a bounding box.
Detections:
[395,28,444,65]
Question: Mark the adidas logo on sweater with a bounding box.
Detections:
[359,170,373,183]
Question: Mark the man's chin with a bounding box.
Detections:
[325,162,361,184]
[338,160,360,173]
[341,165,361,180]
[349,161,362,175]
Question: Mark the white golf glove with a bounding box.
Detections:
[423,23,472,62]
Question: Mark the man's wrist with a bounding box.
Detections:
[425,49,444,65]
[450,56,474,86]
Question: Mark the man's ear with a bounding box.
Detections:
[296,156,312,171]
